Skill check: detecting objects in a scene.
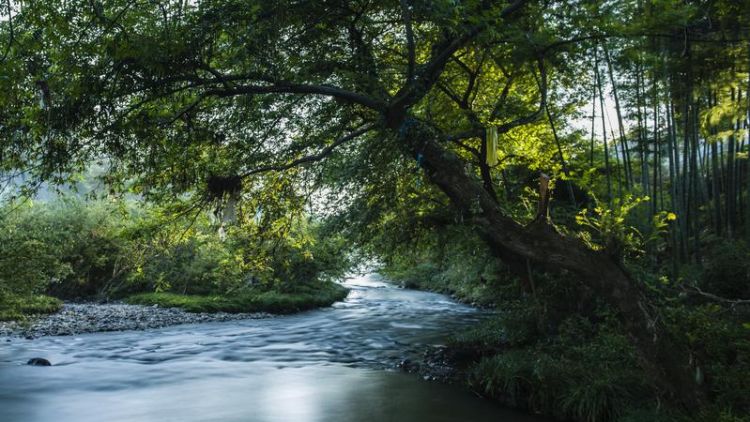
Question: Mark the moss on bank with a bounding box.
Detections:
[0,294,63,321]
[126,280,349,314]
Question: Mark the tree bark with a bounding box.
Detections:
[595,50,613,201]
[545,105,576,204]
[478,131,500,203]
[746,41,750,243]
[636,62,650,196]
[604,44,633,189]
[666,99,679,279]
[727,88,737,238]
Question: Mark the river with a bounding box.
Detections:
[0,274,544,422]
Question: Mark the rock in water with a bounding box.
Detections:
[27,358,51,366]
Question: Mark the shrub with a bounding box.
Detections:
[0,199,354,307]
[700,240,750,299]
[0,202,77,298]
[128,235,246,295]
[0,294,62,321]
[462,310,649,422]
[126,280,349,314]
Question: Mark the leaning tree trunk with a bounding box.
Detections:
[391,116,702,407]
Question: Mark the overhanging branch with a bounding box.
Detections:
[240,123,376,177]
[389,0,527,115]
[493,57,547,134]
[399,0,416,84]
[206,82,386,111]
[442,56,547,141]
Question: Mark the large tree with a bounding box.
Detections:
[1,0,721,404]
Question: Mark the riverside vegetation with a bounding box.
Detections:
[1,0,750,421]
[376,203,749,421]
[0,199,350,321]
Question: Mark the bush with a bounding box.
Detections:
[126,280,349,314]
[464,313,647,422]
[0,294,62,321]
[665,303,750,415]
[380,225,514,307]
[43,201,132,298]
[0,203,75,298]
[700,240,750,299]
[0,200,134,300]
[0,199,354,317]
[128,235,246,295]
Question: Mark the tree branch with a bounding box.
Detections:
[442,56,547,140]
[206,82,386,111]
[436,81,464,107]
[494,57,547,134]
[1,0,13,64]
[399,0,416,84]
[681,284,750,308]
[240,123,375,177]
[490,73,517,120]
[388,0,527,117]
[444,130,479,143]
[449,137,481,157]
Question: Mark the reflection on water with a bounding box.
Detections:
[0,274,545,422]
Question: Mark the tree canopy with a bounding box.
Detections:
[2,0,750,411]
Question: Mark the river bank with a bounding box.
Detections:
[0,279,350,339]
[0,303,271,339]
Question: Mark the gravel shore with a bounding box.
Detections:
[0,303,271,339]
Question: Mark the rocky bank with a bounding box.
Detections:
[0,303,270,339]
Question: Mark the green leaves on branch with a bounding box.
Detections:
[575,195,675,259]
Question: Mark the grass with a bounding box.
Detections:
[459,317,648,422]
[0,294,63,321]
[126,280,350,314]
[382,261,512,307]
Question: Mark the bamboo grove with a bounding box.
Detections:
[578,1,750,275]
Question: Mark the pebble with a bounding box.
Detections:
[0,303,271,339]
[397,345,459,383]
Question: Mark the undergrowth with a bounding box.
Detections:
[0,294,62,321]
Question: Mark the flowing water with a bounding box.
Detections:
[0,274,545,422]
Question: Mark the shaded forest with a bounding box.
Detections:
[1,0,749,420]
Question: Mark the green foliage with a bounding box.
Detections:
[0,294,62,321]
[0,203,74,297]
[384,262,443,290]
[449,317,506,356]
[0,200,131,299]
[43,201,132,298]
[0,198,353,318]
[575,195,675,260]
[128,234,247,295]
[465,314,646,422]
[666,303,750,414]
[378,199,750,420]
[126,280,349,314]
[378,223,516,307]
[699,240,750,299]
[1,0,749,418]
[575,195,649,255]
